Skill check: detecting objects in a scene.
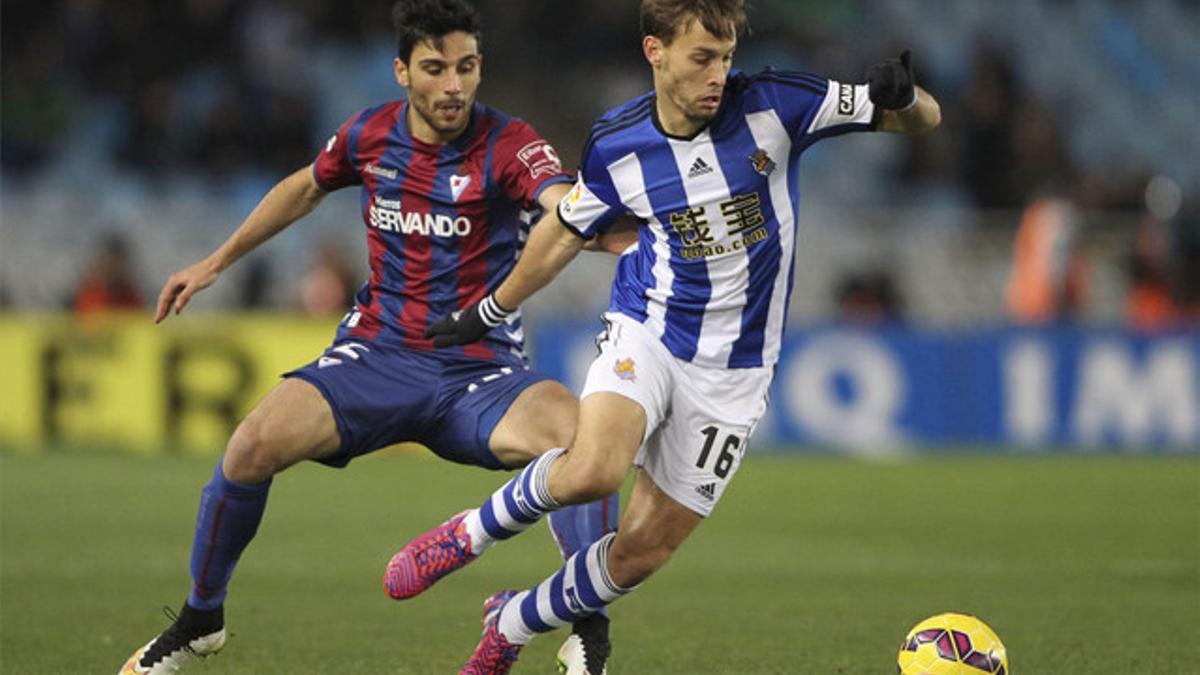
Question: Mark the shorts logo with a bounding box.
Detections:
[318,342,369,368]
[517,141,562,179]
[325,134,338,153]
[467,367,514,393]
[749,148,775,177]
[614,357,637,382]
[695,482,717,501]
[838,83,855,115]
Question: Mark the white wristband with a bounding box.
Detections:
[478,294,513,327]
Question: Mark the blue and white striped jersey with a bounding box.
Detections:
[558,69,879,369]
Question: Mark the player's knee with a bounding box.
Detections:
[556,454,625,504]
[532,382,578,449]
[224,419,283,483]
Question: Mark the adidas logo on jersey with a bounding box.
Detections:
[687,157,713,179]
[695,482,717,501]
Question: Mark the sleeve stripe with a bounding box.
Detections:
[581,109,653,166]
[752,74,826,97]
[580,101,654,168]
[530,174,573,205]
[765,70,828,88]
[591,95,655,134]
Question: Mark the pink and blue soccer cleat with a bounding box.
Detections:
[460,590,523,675]
[384,510,478,600]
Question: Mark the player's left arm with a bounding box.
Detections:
[868,51,942,135]
[584,216,639,254]
[538,183,637,255]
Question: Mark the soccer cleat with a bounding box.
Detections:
[460,590,523,675]
[556,613,611,675]
[118,604,226,674]
[384,510,478,600]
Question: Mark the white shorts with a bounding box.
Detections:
[580,312,773,516]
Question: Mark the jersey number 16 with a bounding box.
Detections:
[696,425,742,479]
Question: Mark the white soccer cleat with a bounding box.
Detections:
[119,605,226,674]
[556,614,610,675]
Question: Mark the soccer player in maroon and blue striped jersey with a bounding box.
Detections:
[120,2,629,673]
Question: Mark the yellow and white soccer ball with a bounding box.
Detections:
[897,612,1008,674]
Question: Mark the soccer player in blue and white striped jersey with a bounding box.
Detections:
[396,1,942,671]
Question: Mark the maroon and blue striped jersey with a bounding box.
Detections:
[313,100,570,367]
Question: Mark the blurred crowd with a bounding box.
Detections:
[1,0,1197,328]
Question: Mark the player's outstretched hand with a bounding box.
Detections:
[155,260,220,323]
[867,50,917,110]
[423,293,514,348]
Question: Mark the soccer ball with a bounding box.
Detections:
[896,612,1008,674]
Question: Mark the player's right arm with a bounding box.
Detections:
[155,165,327,322]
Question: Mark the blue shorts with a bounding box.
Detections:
[284,339,551,470]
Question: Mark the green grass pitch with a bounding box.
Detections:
[2,450,1197,673]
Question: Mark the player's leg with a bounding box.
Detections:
[383,377,629,599]
[489,379,624,675]
[461,468,702,672]
[485,378,577,466]
[461,320,773,670]
[191,378,342,608]
[489,380,622,562]
[458,391,645,554]
[388,315,665,601]
[120,378,340,674]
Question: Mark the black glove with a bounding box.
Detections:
[867,50,917,110]
[423,293,514,348]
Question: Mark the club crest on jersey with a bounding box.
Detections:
[450,174,472,201]
[749,149,776,177]
[614,357,637,382]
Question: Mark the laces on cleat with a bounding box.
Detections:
[137,604,225,670]
[384,510,478,600]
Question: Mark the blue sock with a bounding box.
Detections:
[472,447,564,543]
[497,533,634,644]
[549,493,620,617]
[187,461,271,611]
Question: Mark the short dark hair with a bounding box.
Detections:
[640,0,749,46]
[392,0,482,63]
